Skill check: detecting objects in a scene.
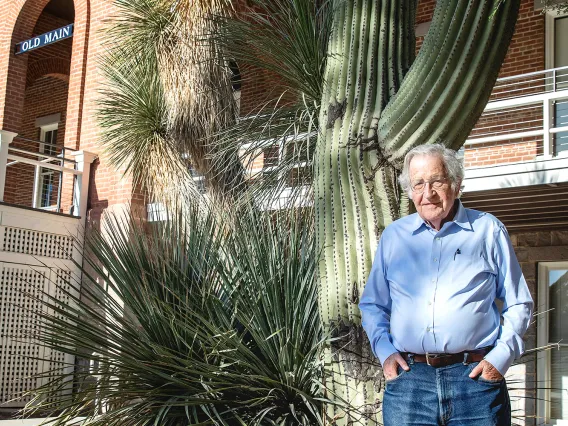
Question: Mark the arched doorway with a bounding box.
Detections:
[1,0,77,212]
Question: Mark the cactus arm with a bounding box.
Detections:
[378,0,521,162]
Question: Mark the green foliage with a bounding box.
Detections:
[23,202,334,425]
[98,0,243,200]
[215,0,332,104]
[98,48,191,192]
[98,0,194,198]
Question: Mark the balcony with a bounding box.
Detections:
[0,133,96,217]
[462,66,568,231]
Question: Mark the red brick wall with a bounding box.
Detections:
[74,0,146,223]
[238,60,298,116]
[415,0,435,52]
[465,104,544,167]
[465,138,542,167]
[0,0,52,132]
[26,11,72,87]
[499,1,545,78]
[465,0,545,168]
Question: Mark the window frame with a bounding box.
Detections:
[537,261,568,425]
[545,11,568,156]
[33,121,59,210]
[545,11,568,69]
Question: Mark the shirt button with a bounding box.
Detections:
[436,237,441,241]
[428,301,432,306]
[431,279,435,283]
[433,258,437,262]
[426,326,431,332]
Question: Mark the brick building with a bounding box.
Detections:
[0,0,566,424]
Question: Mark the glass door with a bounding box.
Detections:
[538,262,568,425]
[38,128,58,208]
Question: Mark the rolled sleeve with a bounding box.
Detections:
[359,236,398,366]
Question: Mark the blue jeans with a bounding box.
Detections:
[383,361,511,426]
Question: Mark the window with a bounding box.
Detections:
[229,60,242,118]
[546,12,568,154]
[260,136,315,189]
[537,262,568,425]
[34,122,59,209]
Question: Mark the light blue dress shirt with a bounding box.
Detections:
[359,201,533,375]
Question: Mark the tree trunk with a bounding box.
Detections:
[315,0,520,423]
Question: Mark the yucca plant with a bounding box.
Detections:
[100,0,245,203]
[20,200,339,425]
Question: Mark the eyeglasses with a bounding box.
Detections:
[411,178,449,193]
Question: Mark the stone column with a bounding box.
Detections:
[0,130,17,202]
[69,150,97,219]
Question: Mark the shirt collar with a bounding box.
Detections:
[411,199,473,233]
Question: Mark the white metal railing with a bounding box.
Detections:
[243,131,315,191]
[0,131,96,218]
[182,132,314,197]
[488,65,568,103]
[9,136,77,212]
[465,66,568,159]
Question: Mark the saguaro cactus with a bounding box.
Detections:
[315,0,520,423]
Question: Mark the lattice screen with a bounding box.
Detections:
[43,269,74,405]
[3,227,74,259]
[0,267,46,406]
[0,223,78,409]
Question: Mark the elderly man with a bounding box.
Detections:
[359,144,533,426]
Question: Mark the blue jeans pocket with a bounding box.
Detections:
[477,375,505,385]
[468,361,504,385]
[385,366,407,384]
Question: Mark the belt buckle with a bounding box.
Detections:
[426,353,446,366]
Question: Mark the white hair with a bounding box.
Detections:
[398,144,464,197]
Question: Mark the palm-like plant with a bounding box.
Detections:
[100,0,245,202]
[22,200,335,425]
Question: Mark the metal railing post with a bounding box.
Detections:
[543,99,552,157]
[57,147,65,212]
[0,130,18,202]
[32,164,41,208]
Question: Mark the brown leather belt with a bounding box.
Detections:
[401,347,492,368]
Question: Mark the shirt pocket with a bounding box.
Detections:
[451,254,494,291]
